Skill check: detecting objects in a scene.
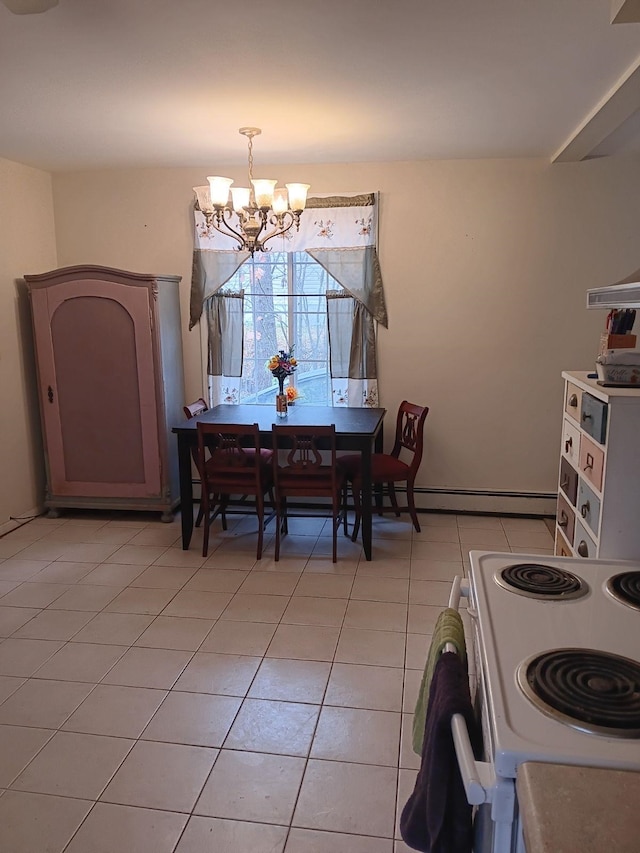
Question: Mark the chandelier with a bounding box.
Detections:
[194,127,310,256]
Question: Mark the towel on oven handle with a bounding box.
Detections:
[412,607,466,755]
[401,651,480,853]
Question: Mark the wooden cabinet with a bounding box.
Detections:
[26,265,184,521]
[555,371,640,560]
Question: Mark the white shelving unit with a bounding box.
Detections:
[555,371,640,560]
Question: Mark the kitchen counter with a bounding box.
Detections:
[517,762,640,853]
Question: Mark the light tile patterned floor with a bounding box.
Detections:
[0,509,553,852]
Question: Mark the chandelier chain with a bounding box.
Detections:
[247,136,254,185]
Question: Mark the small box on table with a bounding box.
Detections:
[599,334,637,356]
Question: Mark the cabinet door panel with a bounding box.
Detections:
[578,435,604,492]
[39,280,161,497]
[580,393,608,444]
[556,493,575,545]
[559,457,578,506]
[574,519,597,559]
[561,418,581,468]
[577,479,601,537]
[564,383,582,424]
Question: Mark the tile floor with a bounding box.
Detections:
[0,508,554,852]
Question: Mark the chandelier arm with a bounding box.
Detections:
[205,208,247,251]
[259,211,301,250]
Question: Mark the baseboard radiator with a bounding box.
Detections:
[196,487,557,519]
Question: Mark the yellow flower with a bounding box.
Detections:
[290,358,297,366]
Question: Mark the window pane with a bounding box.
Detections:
[224,252,342,405]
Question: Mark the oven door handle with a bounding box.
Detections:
[448,575,469,609]
[451,713,496,805]
[448,575,477,619]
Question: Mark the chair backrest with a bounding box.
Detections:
[184,397,209,420]
[184,398,209,472]
[272,424,339,496]
[197,422,266,492]
[389,401,429,474]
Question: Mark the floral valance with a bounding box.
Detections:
[189,192,388,329]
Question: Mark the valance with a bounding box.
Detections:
[189,192,388,329]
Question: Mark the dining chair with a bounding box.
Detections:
[197,422,274,560]
[183,398,209,527]
[341,400,429,542]
[271,424,347,563]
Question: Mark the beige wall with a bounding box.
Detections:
[47,156,640,512]
[0,157,57,532]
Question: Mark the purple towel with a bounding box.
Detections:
[400,652,480,853]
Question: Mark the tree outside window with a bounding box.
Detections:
[219,252,343,406]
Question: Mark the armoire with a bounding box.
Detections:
[26,265,185,521]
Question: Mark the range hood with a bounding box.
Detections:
[586,268,640,309]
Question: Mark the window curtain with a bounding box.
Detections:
[189,190,387,407]
[304,194,387,408]
[206,290,244,405]
[327,291,379,407]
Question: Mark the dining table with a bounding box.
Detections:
[172,403,386,561]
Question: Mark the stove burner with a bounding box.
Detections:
[495,563,588,600]
[606,572,640,611]
[517,649,640,737]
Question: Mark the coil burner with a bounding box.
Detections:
[606,572,640,612]
[495,563,588,601]
[517,648,640,737]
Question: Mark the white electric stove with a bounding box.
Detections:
[450,551,640,853]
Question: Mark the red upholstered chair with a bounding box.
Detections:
[197,422,274,560]
[271,425,347,563]
[341,401,429,542]
[183,398,209,527]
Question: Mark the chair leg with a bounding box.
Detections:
[201,490,211,558]
[407,479,420,532]
[332,492,340,563]
[342,484,349,536]
[256,493,264,560]
[274,499,281,562]
[388,483,401,517]
[219,494,229,531]
[195,501,205,528]
[374,482,384,515]
[350,482,362,543]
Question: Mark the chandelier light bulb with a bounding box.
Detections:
[207,176,233,208]
[251,179,277,209]
[286,183,311,212]
[272,188,289,215]
[231,187,251,212]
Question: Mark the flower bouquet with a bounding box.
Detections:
[267,348,297,416]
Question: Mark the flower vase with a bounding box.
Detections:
[276,378,287,418]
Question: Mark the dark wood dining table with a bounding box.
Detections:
[172,404,386,561]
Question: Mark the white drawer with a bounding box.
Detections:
[564,383,582,425]
[561,418,581,468]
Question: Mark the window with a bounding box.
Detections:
[216,252,344,406]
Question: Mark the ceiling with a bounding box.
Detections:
[1,0,639,172]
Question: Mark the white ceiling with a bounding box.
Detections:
[1,0,639,172]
